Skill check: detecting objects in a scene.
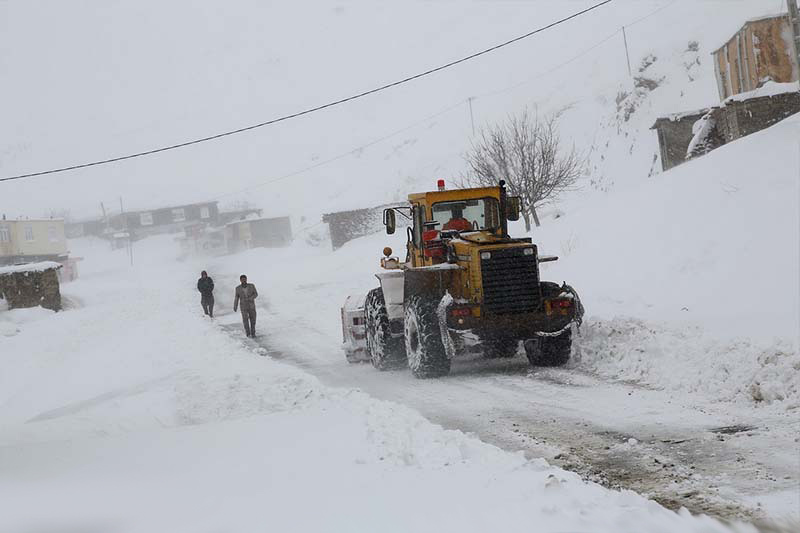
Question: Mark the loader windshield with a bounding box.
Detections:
[431,198,500,232]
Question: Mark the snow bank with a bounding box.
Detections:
[579,318,800,408]
[535,113,800,408]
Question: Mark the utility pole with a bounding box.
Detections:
[120,197,133,266]
[788,0,800,77]
[468,97,476,136]
[622,26,632,78]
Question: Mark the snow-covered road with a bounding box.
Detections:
[217,304,798,525]
[205,240,799,527]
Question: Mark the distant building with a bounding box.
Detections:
[225,216,292,253]
[218,208,263,226]
[712,13,798,101]
[0,218,68,266]
[322,204,410,250]
[109,201,220,238]
[65,218,106,239]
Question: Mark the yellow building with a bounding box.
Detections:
[0,218,68,266]
[712,13,799,101]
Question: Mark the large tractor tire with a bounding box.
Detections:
[365,288,406,370]
[524,329,572,367]
[482,338,519,359]
[404,295,450,378]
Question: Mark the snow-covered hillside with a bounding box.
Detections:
[0,0,781,221]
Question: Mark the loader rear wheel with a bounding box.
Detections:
[365,288,406,370]
[524,329,572,367]
[404,295,450,378]
[482,338,519,359]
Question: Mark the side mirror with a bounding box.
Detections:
[384,208,396,235]
[507,197,521,221]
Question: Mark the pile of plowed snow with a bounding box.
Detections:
[532,113,800,408]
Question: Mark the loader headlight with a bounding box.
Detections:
[480,251,491,260]
[523,248,534,256]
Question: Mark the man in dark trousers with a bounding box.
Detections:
[197,270,215,318]
[234,274,258,337]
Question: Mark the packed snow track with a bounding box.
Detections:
[218,309,797,528]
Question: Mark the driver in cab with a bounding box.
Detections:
[442,206,472,232]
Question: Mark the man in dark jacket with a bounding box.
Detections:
[197,270,215,318]
[234,274,258,337]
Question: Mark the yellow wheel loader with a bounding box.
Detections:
[340,180,583,378]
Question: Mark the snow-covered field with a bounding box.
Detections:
[0,236,770,533]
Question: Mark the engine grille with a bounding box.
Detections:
[480,247,541,314]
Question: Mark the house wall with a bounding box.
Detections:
[225,217,292,251]
[250,217,292,248]
[652,112,708,171]
[0,220,67,264]
[713,15,796,100]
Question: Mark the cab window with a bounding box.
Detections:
[430,198,499,232]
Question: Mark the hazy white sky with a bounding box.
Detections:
[0,0,768,220]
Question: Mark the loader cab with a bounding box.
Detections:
[383,180,521,267]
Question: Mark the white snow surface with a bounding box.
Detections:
[0,236,762,533]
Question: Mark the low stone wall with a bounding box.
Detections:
[653,90,800,171]
[718,91,800,142]
[0,268,62,311]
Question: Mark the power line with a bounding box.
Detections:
[211,100,468,201]
[0,0,612,184]
[209,0,673,203]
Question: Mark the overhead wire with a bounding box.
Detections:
[209,99,468,200]
[203,0,676,204]
[0,0,612,184]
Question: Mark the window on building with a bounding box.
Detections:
[172,208,186,222]
[0,226,9,242]
[24,225,34,241]
[48,226,59,243]
[200,206,210,219]
[140,212,153,226]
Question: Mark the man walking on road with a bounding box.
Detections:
[234,274,258,337]
[197,270,215,318]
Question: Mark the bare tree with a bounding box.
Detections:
[462,108,584,231]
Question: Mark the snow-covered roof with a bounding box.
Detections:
[651,107,711,126]
[226,215,290,226]
[0,261,63,276]
[723,81,800,104]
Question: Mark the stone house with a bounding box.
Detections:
[652,83,800,170]
[322,204,411,250]
[712,13,798,101]
[0,261,63,311]
[0,218,68,266]
[649,109,710,171]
